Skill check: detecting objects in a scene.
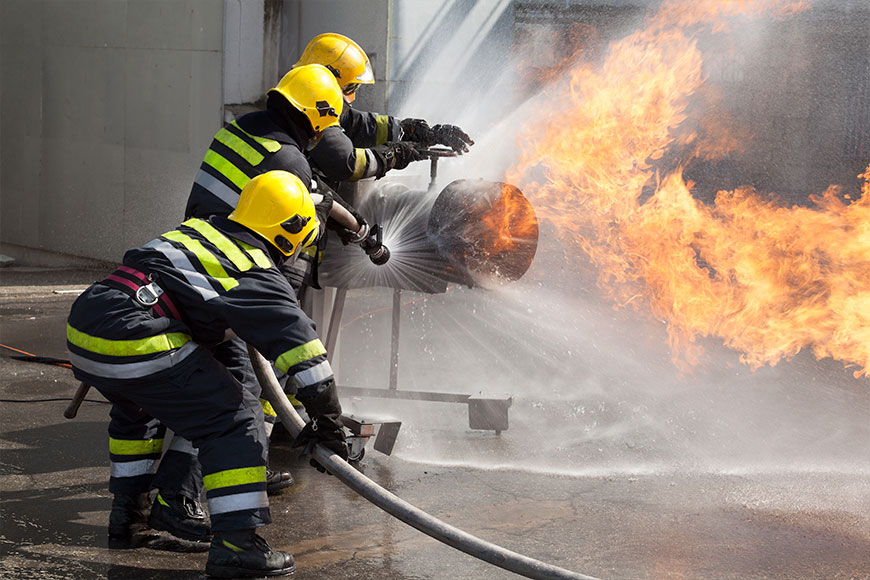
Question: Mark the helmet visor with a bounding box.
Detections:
[354,60,375,84]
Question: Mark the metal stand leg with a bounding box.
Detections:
[389,288,401,390]
[325,287,347,357]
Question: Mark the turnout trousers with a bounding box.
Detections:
[92,346,271,531]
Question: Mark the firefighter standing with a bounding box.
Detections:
[67,171,348,578]
[296,33,475,184]
[142,64,346,547]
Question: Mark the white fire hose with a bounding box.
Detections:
[248,346,602,580]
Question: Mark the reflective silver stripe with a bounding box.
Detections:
[111,459,156,478]
[168,435,198,456]
[145,240,220,301]
[68,341,198,379]
[195,169,240,208]
[294,360,333,388]
[361,149,380,179]
[207,490,269,515]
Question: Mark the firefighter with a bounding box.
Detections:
[186,63,345,291]
[67,170,349,578]
[295,32,475,184]
[143,64,346,547]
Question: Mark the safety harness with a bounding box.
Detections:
[102,265,181,320]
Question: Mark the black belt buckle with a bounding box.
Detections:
[135,282,163,307]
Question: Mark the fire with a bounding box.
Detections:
[481,183,539,255]
[507,0,870,377]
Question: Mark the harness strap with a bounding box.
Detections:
[103,266,182,320]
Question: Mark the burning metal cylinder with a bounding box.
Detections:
[427,179,539,286]
[318,179,539,293]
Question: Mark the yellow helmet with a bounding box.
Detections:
[267,64,343,132]
[228,171,319,257]
[294,33,374,102]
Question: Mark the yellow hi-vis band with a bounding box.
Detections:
[109,437,165,455]
[231,121,281,153]
[204,149,251,191]
[162,230,239,291]
[375,115,391,145]
[182,218,254,272]
[260,398,277,418]
[275,339,327,374]
[67,324,191,357]
[214,127,264,166]
[350,148,368,180]
[237,241,273,269]
[203,465,267,491]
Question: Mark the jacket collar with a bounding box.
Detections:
[209,216,288,267]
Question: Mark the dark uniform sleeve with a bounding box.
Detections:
[340,107,401,148]
[219,267,332,399]
[307,126,361,182]
[307,106,405,183]
[259,143,313,190]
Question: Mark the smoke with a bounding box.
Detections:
[334,0,870,475]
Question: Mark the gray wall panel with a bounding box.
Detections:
[0,0,224,262]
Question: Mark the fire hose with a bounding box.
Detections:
[312,192,390,265]
[248,345,602,580]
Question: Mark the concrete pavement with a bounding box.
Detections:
[1,265,869,580]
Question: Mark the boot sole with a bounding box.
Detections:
[145,531,211,553]
[205,561,296,578]
[148,512,212,543]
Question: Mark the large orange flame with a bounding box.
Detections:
[507,0,870,377]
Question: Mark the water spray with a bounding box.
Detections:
[312,192,391,266]
[358,223,390,265]
[248,346,601,580]
[319,177,539,292]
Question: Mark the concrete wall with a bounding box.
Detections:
[0,0,225,263]
[2,0,866,264]
[279,1,391,117]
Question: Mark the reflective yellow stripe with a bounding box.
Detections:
[214,127,264,166]
[109,437,164,455]
[275,339,327,374]
[287,394,303,407]
[203,466,267,491]
[237,241,273,269]
[260,398,277,418]
[375,115,391,145]
[302,245,318,258]
[162,230,239,291]
[231,121,281,153]
[182,218,254,272]
[350,148,368,180]
[67,324,191,357]
[204,150,250,190]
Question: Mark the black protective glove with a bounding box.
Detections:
[292,415,349,474]
[292,381,349,474]
[335,217,368,245]
[327,194,369,245]
[400,118,436,146]
[432,124,474,153]
[370,141,427,178]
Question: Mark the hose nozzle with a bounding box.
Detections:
[359,223,390,265]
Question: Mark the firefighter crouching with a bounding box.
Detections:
[66,171,349,578]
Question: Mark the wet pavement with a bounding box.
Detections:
[1,266,869,580]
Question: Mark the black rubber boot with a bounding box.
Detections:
[148,491,212,543]
[107,492,151,548]
[205,529,296,578]
[266,469,294,494]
